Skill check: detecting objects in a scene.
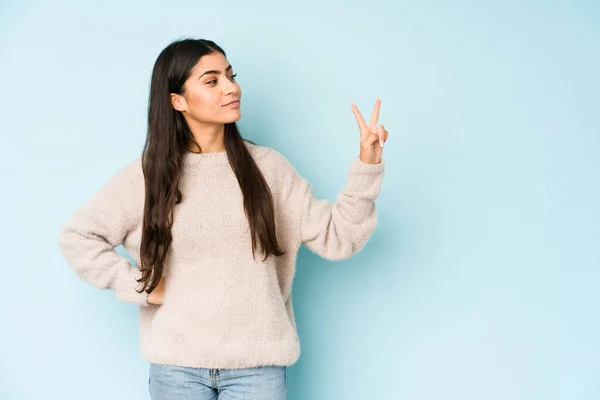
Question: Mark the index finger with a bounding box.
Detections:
[369,98,381,129]
[351,104,369,132]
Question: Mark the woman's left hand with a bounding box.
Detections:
[351,98,388,164]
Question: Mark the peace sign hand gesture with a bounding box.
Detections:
[352,98,388,164]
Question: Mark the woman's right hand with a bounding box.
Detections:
[147,276,166,305]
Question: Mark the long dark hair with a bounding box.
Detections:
[137,38,285,294]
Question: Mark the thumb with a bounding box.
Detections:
[361,132,380,148]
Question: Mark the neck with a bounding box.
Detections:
[186,120,226,153]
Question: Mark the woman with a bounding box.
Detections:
[58,38,387,399]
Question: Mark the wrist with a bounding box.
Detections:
[359,153,381,164]
[146,276,166,304]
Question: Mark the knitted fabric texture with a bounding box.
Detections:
[58,141,385,369]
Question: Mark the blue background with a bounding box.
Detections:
[1,0,599,399]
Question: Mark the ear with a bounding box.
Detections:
[170,93,187,112]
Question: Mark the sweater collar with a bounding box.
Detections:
[182,149,229,166]
[181,141,268,167]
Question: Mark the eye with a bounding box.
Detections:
[206,73,237,85]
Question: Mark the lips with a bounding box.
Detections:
[224,100,240,106]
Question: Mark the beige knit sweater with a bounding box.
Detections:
[58,141,385,369]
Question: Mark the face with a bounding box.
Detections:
[171,52,242,126]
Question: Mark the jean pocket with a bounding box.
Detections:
[148,367,153,398]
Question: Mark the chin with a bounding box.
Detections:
[224,111,242,123]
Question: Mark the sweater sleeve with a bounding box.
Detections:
[57,158,150,306]
[274,151,385,261]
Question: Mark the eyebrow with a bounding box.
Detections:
[199,65,233,79]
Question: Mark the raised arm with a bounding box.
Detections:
[276,98,388,260]
[297,156,385,260]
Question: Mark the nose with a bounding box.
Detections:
[223,79,238,96]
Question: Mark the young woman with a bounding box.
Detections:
[58,38,388,399]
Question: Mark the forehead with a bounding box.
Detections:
[193,52,229,73]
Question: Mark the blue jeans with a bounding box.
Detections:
[148,363,287,399]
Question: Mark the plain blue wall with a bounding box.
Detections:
[1,0,599,399]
